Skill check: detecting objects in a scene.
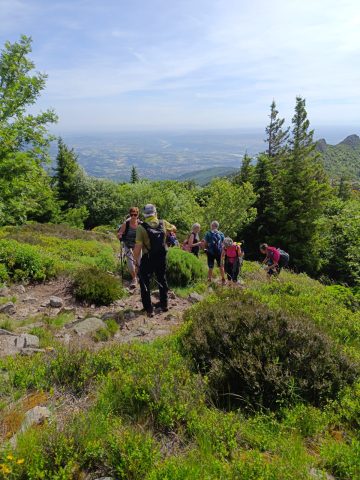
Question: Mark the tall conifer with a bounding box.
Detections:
[54,138,82,209]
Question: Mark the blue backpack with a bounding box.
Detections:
[208,231,223,256]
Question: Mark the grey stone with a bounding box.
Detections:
[188,292,204,304]
[41,301,50,307]
[22,296,37,304]
[49,296,63,308]
[0,333,39,357]
[124,310,136,320]
[20,348,46,356]
[309,468,336,480]
[114,300,126,307]
[0,286,10,297]
[0,328,15,336]
[168,290,177,299]
[19,406,51,433]
[0,302,15,314]
[61,306,76,313]
[72,317,106,335]
[15,285,26,294]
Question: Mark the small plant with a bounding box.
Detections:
[166,248,206,287]
[93,319,119,342]
[73,267,125,306]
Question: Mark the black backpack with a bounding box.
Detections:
[142,220,166,256]
[207,231,223,256]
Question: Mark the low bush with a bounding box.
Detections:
[166,248,206,287]
[93,319,119,342]
[73,267,125,306]
[182,290,358,411]
[0,263,9,283]
[0,239,55,281]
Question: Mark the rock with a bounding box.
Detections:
[72,317,106,336]
[20,348,46,356]
[22,296,37,304]
[49,296,63,308]
[114,300,126,307]
[15,285,26,294]
[19,406,51,434]
[0,333,39,357]
[124,310,136,320]
[0,302,15,315]
[61,306,76,314]
[0,328,15,336]
[168,291,177,299]
[188,292,204,304]
[309,468,336,480]
[41,301,50,307]
[0,286,10,297]
[101,311,125,326]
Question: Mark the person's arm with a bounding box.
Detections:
[238,245,244,258]
[220,247,226,265]
[117,222,126,240]
[133,243,142,267]
[188,233,200,249]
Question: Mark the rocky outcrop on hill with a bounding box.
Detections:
[339,134,360,149]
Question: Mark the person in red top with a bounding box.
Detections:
[260,243,289,276]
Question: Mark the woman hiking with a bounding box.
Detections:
[260,243,289,276]
[183,223,202,256]
[117,207,141,289]
[221,237,244,284]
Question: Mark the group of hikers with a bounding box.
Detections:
[117,204,290,318]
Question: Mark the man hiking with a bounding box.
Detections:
[203,221,226,284]
[133,204,176,317]
[221,237,244,284]
[260,243,289,276]
[117,207,141,289]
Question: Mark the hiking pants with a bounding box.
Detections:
[225,258,242,282]
[138,252,168,312]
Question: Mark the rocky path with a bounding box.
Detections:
[0,279,203,356]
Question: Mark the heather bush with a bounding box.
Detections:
[73,267,125,306]
[182,289,358,410]
[166,248,206,287]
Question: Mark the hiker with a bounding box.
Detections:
[203,221,226,283]
[221,237,244,283]
[117,207,141,289]
[166,227,179,248]
[133,204,176,317]
[260,243,289,276]
[182,223,202,256]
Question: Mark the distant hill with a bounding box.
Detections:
[176,166,238,185]
[316,134,360,181]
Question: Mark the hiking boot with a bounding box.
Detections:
[146,309,154,318]
[153,301,169,312]
[129,279,137,290]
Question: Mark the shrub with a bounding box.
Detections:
[73,267,125,306]
[0,263,9,283]
[0,239,55,281]
[166,248,206,287]
[93,319,119,342]
[181,290,358,411]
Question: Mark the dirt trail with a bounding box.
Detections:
[3,278,196,348]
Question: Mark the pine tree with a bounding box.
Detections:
[54,138,82,209]
[338,176,352,201]
[130,165,139,183]
[234,153,255,185]
[277,97,330,272]
[265,100,289,158]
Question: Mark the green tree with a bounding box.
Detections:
[338,176,352,201]
[276,97,330,272]
[233,153,255,185]
[53,138,82,209]
[265,100,289,157]
[130,165,140,183]
[204,178,257,238]
[0,35,58,225]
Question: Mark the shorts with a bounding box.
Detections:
[207,251,221,269]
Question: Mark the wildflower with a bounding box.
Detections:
[17,458,25,465]
[6,455,13,461]
[0,464,12,474]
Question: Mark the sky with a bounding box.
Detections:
[1,0,360,133]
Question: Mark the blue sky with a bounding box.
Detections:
[1,0,360,132]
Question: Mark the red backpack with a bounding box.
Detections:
[224,244,241,263]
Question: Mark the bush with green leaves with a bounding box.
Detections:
[73,267,125,306]
[166,248,206,287]
[0,238,55,281]
[182,289,358,411]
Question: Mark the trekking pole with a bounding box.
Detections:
[119,242,125,283]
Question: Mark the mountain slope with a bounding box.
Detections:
[316,134,360,181]
[177,166,238,185]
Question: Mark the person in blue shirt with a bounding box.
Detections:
[203,221,226,284]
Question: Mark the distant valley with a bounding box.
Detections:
[50,129,360,184]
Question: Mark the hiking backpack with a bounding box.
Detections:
[224,243,241,263]
[142,220,166,256]
[207,231,223,256]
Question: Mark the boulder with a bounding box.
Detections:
[188,292,204,304]
[49,296,63,308]
[0,302,15,315]
[0,286,10,297]
[19,406,51,433]
[0,333,39,357]
[15,285,26,294]
[72,317,106,336]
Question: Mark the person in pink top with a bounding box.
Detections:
[260,243,289,276]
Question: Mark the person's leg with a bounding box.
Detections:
[224,259,232,282]
[125,246,137,286]
[216,255,225,283]
[154,253,169,310]
[138,255,153,314]
[207,253,215,281]
[232,259,240,282]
